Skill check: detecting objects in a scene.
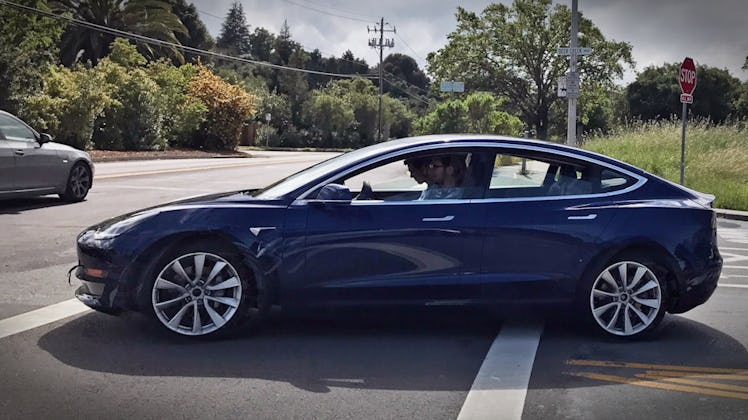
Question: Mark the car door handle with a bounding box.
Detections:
[422,216,455,222]
[567,214,597,220]
[14,150,24,156]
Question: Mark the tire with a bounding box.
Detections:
[581,251,668,338]
[144,240,268,338]
[60,162,91,202]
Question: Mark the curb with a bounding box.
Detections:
[715,209,748,222]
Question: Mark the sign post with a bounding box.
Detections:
[679,57,696,185]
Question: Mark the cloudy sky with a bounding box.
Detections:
[193,0,748,85]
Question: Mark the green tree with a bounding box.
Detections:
[0,0,65,115]
[413,93,523,136]
[22,64,115,149]
[248,27,274,61]
[427,0,633,139]
[627,63,741,123]
[167,0,214,63]
[381,53,429,96]
[216,1,251,56]
[303,92,355,147]
[53,0,187,65]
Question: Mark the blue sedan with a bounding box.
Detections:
[73,135,722,338]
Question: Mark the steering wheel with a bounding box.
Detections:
[355,181,374,200]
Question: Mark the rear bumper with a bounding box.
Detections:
[668,263,722,314]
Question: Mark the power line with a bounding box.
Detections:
[280,0,373,23]
[0,0,374,79]
[291,0,378,20]
[395,32,426,63]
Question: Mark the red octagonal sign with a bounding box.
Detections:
[680,57,697,95]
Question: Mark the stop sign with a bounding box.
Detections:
[679,57,697,95]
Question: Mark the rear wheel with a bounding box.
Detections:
[60,162,91,202]
[146,241,266,338]
[583,253,668,338]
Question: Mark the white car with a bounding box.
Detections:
[0,110,94,202]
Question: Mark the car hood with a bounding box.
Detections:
[45,141,90,156]
[84,190,286,233]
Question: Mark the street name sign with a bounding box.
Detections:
[557,47,592,55]
[440,81,465,93]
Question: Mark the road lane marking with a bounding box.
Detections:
[0,299,90,340]
[568,372,748,401]
[723,265,748,269]
[96,158,315,179]
[457,320,544,420]
[636,373,748,393]
[719,283,748,288]
[566,359,746,374]
[641,370,748,381]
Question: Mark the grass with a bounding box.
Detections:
[583,119,748,211]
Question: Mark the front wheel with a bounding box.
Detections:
[146,242,265,338]
[584,254,668,338]
[60,162,91,202]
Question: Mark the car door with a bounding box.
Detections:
[0,113,62,191]
[285,150,485,307]
[474,149,625,303]
[0,138,15,191]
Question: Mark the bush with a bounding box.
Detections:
[23,65,114,150]
[188,65,256,150]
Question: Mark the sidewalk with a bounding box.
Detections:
[715,208,748,222]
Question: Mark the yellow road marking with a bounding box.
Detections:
[566,359,747,374]
[635,373,748,393]
[96,158,311,180]
[643,370,748,381]
[568,372,748,401]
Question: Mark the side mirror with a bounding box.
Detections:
[38,133,53,144]
[310,184,352,205]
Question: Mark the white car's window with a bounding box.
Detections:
[0,114,36,143]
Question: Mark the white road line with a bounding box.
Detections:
[0,299,90,340]
[723,265,748,269]
[457,320,544,420]
[719,284,748,289]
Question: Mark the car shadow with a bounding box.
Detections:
[36,308,748,393]
[0,196,73,214]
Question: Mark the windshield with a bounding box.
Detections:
[253,147,373,199]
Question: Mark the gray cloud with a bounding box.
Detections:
[193,0,748,84]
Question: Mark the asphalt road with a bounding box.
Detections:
[0,152,746,419]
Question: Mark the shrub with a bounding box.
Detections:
[188,65,256,151]
[23,65,114,150]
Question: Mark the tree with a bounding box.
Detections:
[413,92,523,136]
[167,0,215,63]
[381,53,429,95]
[0,0,66,115]
[216,1,251,56]
[248,27,274,61]
[627,63,741,123]
[53,0,187,65]
[427,0,633,139]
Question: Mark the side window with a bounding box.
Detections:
[486,153,551,198]
[321,150,482,202]
[0,114,36,143]
[600,168,635,192]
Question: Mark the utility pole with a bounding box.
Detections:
[368,18,395,142]
[567,0,579,146]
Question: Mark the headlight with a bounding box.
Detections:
[93,212,156,240]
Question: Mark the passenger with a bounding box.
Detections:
[404,157,429,185]
[419,155,466,200]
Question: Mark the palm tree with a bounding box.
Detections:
[52,0,187,65]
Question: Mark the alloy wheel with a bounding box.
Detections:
[589,261,662,336]
[152,252,243,336]
[69,165,90,199]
